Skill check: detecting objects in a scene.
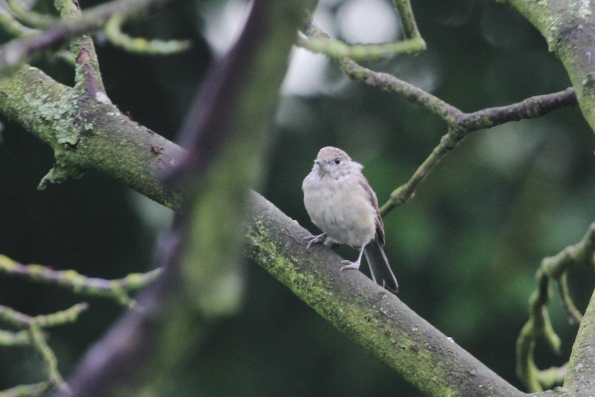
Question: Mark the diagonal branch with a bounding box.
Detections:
[0,65,187,209]
[246,191,526,397]
[379,88,577,216]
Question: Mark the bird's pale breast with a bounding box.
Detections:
[303,172,376,247]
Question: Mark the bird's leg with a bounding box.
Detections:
[303,233,327,249]
[340,246,365,271]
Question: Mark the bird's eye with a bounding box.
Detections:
[334,158,341,165]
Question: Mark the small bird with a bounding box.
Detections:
[302,146,399,293]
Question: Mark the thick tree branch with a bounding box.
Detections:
[565,288,595,395]
[0,65,186,209]
[246,191,525,397]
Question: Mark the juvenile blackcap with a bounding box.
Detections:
[302,147,399,293]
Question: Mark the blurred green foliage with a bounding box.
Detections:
[1,0,594,395]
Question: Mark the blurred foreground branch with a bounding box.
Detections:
[45,0,307,395]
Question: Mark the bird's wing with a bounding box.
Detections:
[358,178,385,246]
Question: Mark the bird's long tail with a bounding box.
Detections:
[364,240,399,293]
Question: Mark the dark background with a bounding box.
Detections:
[1,0,594,395]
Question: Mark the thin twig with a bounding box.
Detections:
[379,88,577,215]
[0,254,162,307]
[298,0,425,61]
[105,13,191,55]
[392,0,422,40]
[0,0,180,72]
[301,21,578,217]
[28,324,69,392]
[0,8,39,37]
[0,329,30,345]
[55,0,106,98]
[5,0,55,29]
[297,34,425,60]
[0,303,88,392]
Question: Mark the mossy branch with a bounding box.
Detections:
[54,0,107,98]
[516,222,595,392]
[0,329,30,346]
[105,14,191,55]
[0,254,162,306]
[0,303,88,393]
[298,0,425,60]
[246,191,526,397]
[565,286,595,395]
[0,0,181,72]
[0,65,186,209]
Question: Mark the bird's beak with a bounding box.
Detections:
[315,159,322,166]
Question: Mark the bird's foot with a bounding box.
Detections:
[340,260,361,271]
[304,233,327,249]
